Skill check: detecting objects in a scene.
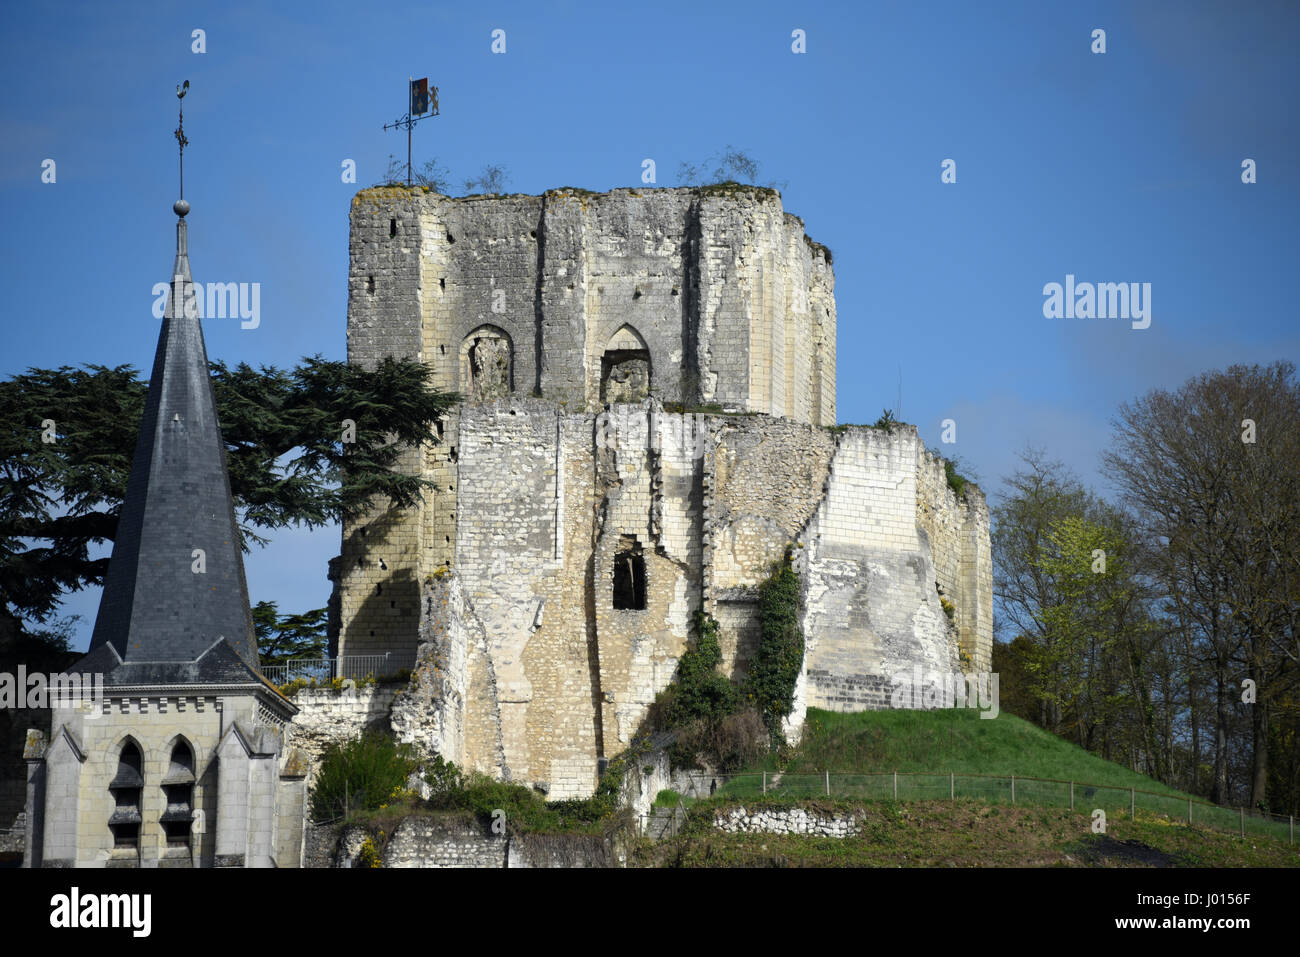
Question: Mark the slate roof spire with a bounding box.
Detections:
[82,89,261,686]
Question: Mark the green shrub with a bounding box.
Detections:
[673,708,769,772]
[944,459,970,497]
[668,612,738,726]
[357,835,382,868]
[745,551,805,741]
[654,789,681,807]
[309,733,418,822]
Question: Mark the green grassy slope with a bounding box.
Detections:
[691,708,1293,849]
[642,800,1300,868]
[778,708,1188,795]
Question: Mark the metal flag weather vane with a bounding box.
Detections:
[384,77,439,186]
[175,80,190,200]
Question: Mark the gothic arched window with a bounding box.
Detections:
[161,740,196,848]
[459,325,513,399]
[601,325,651,404]
[108,740,144,851]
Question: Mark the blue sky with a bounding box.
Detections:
[2,0,1297,652]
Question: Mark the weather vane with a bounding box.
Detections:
[383,77,439,186]
[175,80,190,201]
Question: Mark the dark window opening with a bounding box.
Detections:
[389,218,397,237]
[612,536,646,610]
[366,275,375,293]
[109,742,144,853]
[161,742,195,849]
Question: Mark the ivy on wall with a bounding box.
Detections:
[744,549,805,741]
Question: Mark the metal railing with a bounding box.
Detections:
[261,653,417,686]
[641,771,1298,845]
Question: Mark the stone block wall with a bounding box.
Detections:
[916,449,993,674]
[284,683,402,789]
[337,186,836,666]
[386,408,991,797]
[327,816,617,868]
[794,427,963,726]
[712,805,864,837]
[381,816,507,868]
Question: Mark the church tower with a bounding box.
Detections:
[23,86,306,867]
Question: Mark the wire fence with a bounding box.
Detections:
[646,771,1297,845]
[261,653,417,686]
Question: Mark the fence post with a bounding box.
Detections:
[1291,815,1294,845]
[1188,799,1192,825]
[1240,806,1244,838]
[1131,788,1135,820]
[950,772,954,801]
[762,771,766,795]
[1011,775,1015,805]
[893,772,897,800]
[825,770,830,797]
[1070,781,1074,811]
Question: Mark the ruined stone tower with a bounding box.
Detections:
[335,185,992,799]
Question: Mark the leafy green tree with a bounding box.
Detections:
[0,356,457,647]
[253,601,329,667]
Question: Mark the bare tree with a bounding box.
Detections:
[675,146,787,191]
[463,164,510,195]
[1104,362,1300,807]
[377,155,452,192]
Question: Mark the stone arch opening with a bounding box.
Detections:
[161,738,196,849]
[109,739,144,854]
[459,325,514,400]
[601,324,651,404]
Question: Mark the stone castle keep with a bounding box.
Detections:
[334,185,993,800]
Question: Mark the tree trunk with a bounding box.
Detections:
[1212,669,1229,804]
[1251,694,1269,809]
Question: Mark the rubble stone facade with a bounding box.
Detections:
[334,185,992,799]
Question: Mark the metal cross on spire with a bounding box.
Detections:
[175,80,190,200]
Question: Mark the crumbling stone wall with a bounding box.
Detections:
[327,816,617,868]
[284,684,401,788]
[916,450,993,673]
[793,427,961,727]
[339,185,993,800]
[386,407,992,797]
[337,186,836,666]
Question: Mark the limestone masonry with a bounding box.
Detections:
[331,185,992,800]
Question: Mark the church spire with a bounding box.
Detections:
[85,82,261,683]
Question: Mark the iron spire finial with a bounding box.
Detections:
[174,80,190,214]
